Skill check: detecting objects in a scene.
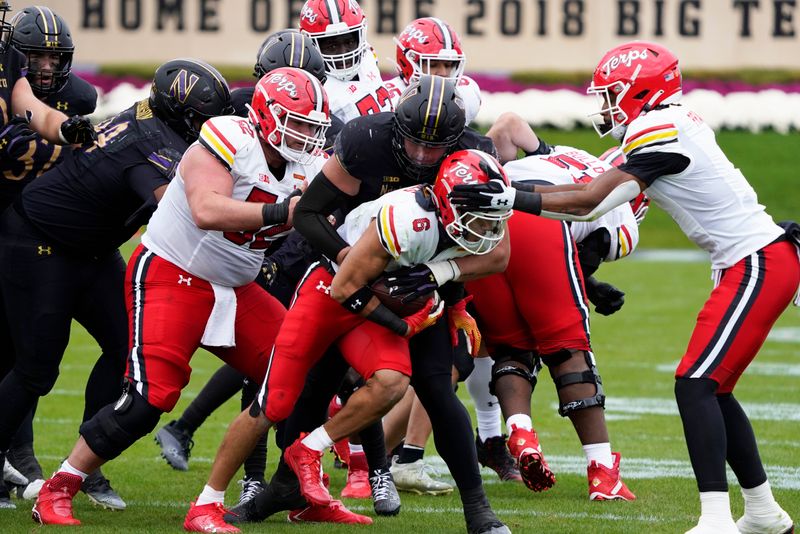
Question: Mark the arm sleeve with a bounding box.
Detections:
[617,150,690,186]
[293,172,352,260]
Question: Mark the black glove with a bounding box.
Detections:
[584,276,625,316]
[260,256,280,288]
[147,147,183,180]
[384,264,438,304]
[59,115,97,145]
[0,114,39,159]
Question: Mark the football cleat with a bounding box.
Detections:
[476,432,523,483]
[390,457,453,495]
[6,445,45,499]
[685,517,740,534]
[341,452,371,499]
[4,458,29,486]
[82,469,126,510]
[31,472,83,526]
[506,427,555,492]
[587,452,635,501]
[0,481,15,509]
[369,467,401,516]
[184,501,240,533]
[737,508,794,534]
[224,474,306,524]
[155,420,194,471]
[19,478,45,500]
[236,477,265,507]
[288,499,373,524]
[284,435,331,507]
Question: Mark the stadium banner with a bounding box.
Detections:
[26,0,800,70]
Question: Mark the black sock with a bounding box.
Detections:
[397,444,425,464]
[675,378,728,492]
[718,393,767,489]
[359,421,388,473]
[180,365,244,434]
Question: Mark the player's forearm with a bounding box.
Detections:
[190,192,265,231]
[540,180,641,222]
[451,233,510,281]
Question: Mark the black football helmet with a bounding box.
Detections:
[149,58,234,143]
[0,1,14,52]
[10,5,74,95]
[254,29,326,84]
[392,74,466,182]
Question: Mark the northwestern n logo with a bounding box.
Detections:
[169,70,200,104]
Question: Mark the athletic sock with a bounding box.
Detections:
[397,444,424,464]
[58,460,88,481]
[302,426,334,452]
[195,484,225,506]
[583,442,613,469]
[506,414,532,433]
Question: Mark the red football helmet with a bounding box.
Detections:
[394,17,465,85]
[299,0,367,81]
[432,149,512,255]
[587,41,682,139]
[248,67,331,165]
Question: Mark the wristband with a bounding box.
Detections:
[513,191,542,215]
[425,260,461,287]
[262,200,289,226]
[341,285,373,314]
[366,303,408,336]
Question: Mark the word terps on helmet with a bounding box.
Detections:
[433,149,512,255]
[248,67,331,165]
[149,58,234,143]
[0,1,12,52]
[393,74,466,182]
[587,41,682,140]
[254,29,327,84]
[299,0,367,81]
[395,17,465,85]
[10,6,74,95]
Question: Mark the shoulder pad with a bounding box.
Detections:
[198,115,257,171]
[622,109,680,158]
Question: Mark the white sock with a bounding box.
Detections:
[466,357,497,410]
[741,481,781,517]
[302,426,334,452]
[698,491,734,524]
[348,443,364,454]
[476,408,503,442]
[583,442,613,469]
[195,485,225,506]
[58,460,89,481]
[506,414,532,433]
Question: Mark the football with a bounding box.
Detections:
[370,276,433,317]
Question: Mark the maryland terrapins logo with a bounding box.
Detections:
[169,69,200,104]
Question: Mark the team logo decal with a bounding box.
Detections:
[301,6,317,23]
[267,73,298,98]
[169,69,200,104]
[600,49,649,76]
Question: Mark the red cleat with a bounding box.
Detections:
[32,472,82,526]
[332,439,350,468]
[341,452,371,499]
[507,427,556,492]
[289,499,373,524]
[183,501,241,533]
[588,452,636,501]
[284,435,331,507]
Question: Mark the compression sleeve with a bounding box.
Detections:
[293,172,352,260]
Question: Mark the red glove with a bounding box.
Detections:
[403,294,445,338]
[448,295,481,357]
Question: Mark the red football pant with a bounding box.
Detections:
[676,240,800,393]
[258,264,412,423]
[125,244,286,412]
[466,213,591,355]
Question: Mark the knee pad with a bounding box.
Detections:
[489,346,540,396]
[79,382,162,460]
[546,350,606,417]
[337,367,365,403]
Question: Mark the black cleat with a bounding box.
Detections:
[476,432,523,482]
[463,487,511,534]
[370,468,401,516]
[154,420,194,471]
[81,469,126,510]
[225,473,306,524]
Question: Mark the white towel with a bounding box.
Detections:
[201,283,237,347]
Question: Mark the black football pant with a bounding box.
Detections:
[0,208,128,453]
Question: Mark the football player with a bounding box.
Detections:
[450,41,799,534]
[17,58,235,526]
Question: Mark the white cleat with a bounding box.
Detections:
[3,459,28,487]
[685,517,740,534]
[389,457,453,496]
[737,509,795,534]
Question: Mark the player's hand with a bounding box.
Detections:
[630,191,650,225]
[59,115,97,145]
[584,276,625,316]
[385,264,438,304]
[448,295,481,357]
[449,179,516,212]
[0,114,38,158]
[260,256,280,288]
[403,294,445,338]
[286,195,302,226]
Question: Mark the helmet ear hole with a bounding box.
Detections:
[632,90,650,100]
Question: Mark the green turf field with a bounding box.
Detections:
[0,130,797,533]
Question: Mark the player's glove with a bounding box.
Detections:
[0,113,38,159]
[448,295,481,357]
[385,260,460,304]
[584,276,625,316]
[629,191,651,225]
[58,115,97,145]
[449,179,516,212]
[403,294,445,338]
[260,256,280,288]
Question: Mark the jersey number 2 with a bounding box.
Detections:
[355,86,392,116]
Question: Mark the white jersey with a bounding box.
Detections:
[621,106,782,269]
[143,115,327,287]
[385,74,482,125]
[325,49,393,124]
[504,146,639,261]
[337,185,468,271]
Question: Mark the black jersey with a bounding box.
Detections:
[0,46,27,123]
[17,99,188,255]
[0,73,98,209]
[333,112,496,215]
